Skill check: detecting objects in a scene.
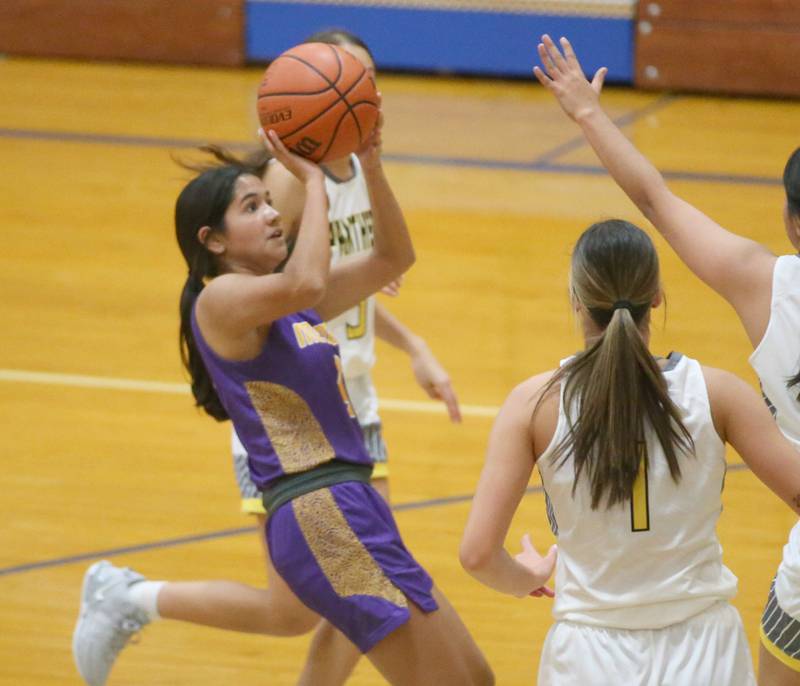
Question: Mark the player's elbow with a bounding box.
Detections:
[290,277,327,310]
[459,538,493,575]
[392,245,415,279]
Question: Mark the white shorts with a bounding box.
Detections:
[538,601,755,686]
[774,520,800,619]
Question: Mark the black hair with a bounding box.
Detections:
[304,28,375,63]
[781,149,800,395]
[785,147,800,218]
[175,165,251,420]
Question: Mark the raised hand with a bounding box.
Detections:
[514,533,557,598]
[357,92,384,170]
[533,35,607,122]
[258,128,323,185]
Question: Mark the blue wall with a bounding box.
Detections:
[246,2,635,82]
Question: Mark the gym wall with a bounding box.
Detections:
[2,0,798,96]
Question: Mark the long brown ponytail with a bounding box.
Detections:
[536,220,694,509]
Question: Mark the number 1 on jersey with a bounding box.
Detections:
[630,447,650,532]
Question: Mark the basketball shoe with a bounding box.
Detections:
[72,560,150,686]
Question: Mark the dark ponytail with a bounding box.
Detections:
[535,220,694,509]
[175,165,250,420]
[785,147,800,219]
[782,149,800,395]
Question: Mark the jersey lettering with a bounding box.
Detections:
[293,321,338,349]
[330,210,374,257]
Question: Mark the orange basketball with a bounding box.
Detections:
[256,43,379,163]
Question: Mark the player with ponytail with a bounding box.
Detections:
[462,219,800,685]
[73,116,492,686]
[534,33,800,684]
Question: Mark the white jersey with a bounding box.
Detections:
[749,254,800,617]
[750,255,800,448]
[538,353,737,629]
[323,155,379,425]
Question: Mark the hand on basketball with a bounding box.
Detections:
[258,128,323,185]
[515,533,557,598]
[410,341,462,423]
[533,35,607,122]
[356,93,384,169]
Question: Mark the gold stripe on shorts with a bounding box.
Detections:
[292,488,407,607]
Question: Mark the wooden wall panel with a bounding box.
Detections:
[635,21,800,97]
[638,0,800,24]
[0,0,244,66]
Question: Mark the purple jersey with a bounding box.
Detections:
[191,307,372,489]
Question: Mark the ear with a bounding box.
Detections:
[197,225,226,256]
[569,288,581,313]
[791,212,800,241]
[651,289,663,308]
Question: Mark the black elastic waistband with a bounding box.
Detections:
[261,461,373,516]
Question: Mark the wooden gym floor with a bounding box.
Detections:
[0,55,798,685]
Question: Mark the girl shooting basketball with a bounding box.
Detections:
[73,109,491,686]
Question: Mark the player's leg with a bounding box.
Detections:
[296,424,390,686]
[759,577,800,686]
[365,585,493,686]
[270,481,493,686]
[72,519,319,686]
[759,646,800,686]
[233,431,363,686]
[156,514,319,634]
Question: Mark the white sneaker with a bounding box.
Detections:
[72,560,150,686]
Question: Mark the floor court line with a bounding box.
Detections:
[0,368,500,418]
[0,120,783,188]
[0,464,750,579]
[531,93,677,167]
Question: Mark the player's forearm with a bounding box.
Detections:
[282,180,331,291]
[374,302,423,355]
[460,547,540,598]
[577,106,670,223]
[363,164,415,277]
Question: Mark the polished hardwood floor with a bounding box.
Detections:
[0,55,798,684]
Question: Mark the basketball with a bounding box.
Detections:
[256,42,379,163]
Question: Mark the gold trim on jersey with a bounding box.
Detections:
[245,381,336,473]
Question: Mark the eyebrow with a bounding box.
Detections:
[239,192,261,205]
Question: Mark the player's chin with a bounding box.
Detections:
[269,244,290,273]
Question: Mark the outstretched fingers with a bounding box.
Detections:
[537,40,558,78]
[591,66,608,94]
[542,35,569,73]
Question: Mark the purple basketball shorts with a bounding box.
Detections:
[266,480,438,652]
